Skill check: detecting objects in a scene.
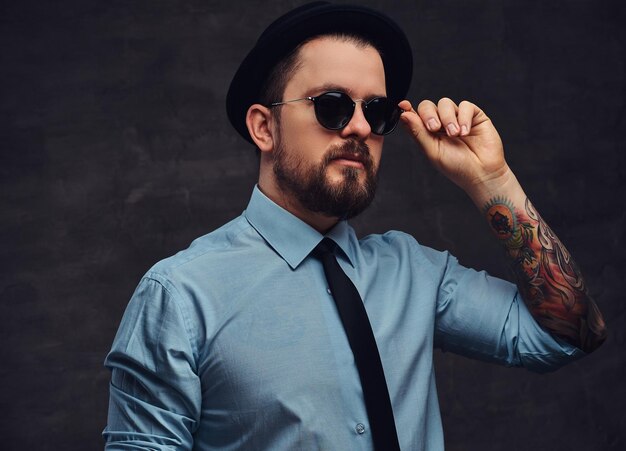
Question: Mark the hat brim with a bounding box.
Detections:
[226,2,413,144]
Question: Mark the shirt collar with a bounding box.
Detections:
[244,186,356,269]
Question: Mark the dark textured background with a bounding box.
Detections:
[1,0,625,450]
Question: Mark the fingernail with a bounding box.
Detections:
[461,125,468,135]
[447,123,458,135]
[427,118,438,131]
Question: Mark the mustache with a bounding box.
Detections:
[323,140,373,168]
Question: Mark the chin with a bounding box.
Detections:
[327,166,363,184]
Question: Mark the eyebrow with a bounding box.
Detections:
[304,84,387,100]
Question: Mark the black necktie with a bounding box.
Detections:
[313,238,400,451]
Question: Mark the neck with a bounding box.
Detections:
[257,179,340,234]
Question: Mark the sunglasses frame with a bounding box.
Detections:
[269,90,402,135]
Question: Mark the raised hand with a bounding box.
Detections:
[399,98,509,199]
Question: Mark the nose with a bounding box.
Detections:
[339,100,371,140]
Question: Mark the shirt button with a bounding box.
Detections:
[355,423,366,435]
[326,288,332,295]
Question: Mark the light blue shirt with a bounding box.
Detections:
[104,186,583,450]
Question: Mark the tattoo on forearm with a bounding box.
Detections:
[484,196,607,352]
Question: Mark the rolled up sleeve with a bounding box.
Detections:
[103,275,201,450]
[434,253,584,373]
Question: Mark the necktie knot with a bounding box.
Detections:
[312,237,337,260]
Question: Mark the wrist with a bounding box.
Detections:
[465,165,523,209]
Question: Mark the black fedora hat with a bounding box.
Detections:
[226,1,413,144]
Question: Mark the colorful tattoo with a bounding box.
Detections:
[484,197,607,352]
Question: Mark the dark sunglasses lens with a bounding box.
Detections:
[314,92,354,129]
[365,98,401,135]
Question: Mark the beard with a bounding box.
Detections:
[272,136,378,220]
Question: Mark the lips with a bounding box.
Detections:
[331,153,366,168]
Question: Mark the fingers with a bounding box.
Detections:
[436,98,459,136]
[398,100,428,141]
[415,100,441,133]
[457,100,476,136]
[412,98,477,137]
[398,99,440,163]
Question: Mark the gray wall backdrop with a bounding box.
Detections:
[1,0,625,450]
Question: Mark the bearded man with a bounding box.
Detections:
[103,3,606,450]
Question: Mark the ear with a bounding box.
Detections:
[246,104,275,153]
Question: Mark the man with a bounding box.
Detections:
[103,2,607,450]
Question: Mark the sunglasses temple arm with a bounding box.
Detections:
[269,97,314,107]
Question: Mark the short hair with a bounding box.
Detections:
[259,32,383,122]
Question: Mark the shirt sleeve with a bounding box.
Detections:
[433,252,585,373]
[103,275,201,450]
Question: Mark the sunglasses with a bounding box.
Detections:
[270,91,402,135]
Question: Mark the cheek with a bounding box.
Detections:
[369,140,384,168]
[280,128,333,164]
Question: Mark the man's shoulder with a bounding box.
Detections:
[147,214,260,279]
[360,229,416,245]
[358,229,453,266]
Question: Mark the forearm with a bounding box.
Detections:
[467,167,607,353]
[399,97,606,352]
